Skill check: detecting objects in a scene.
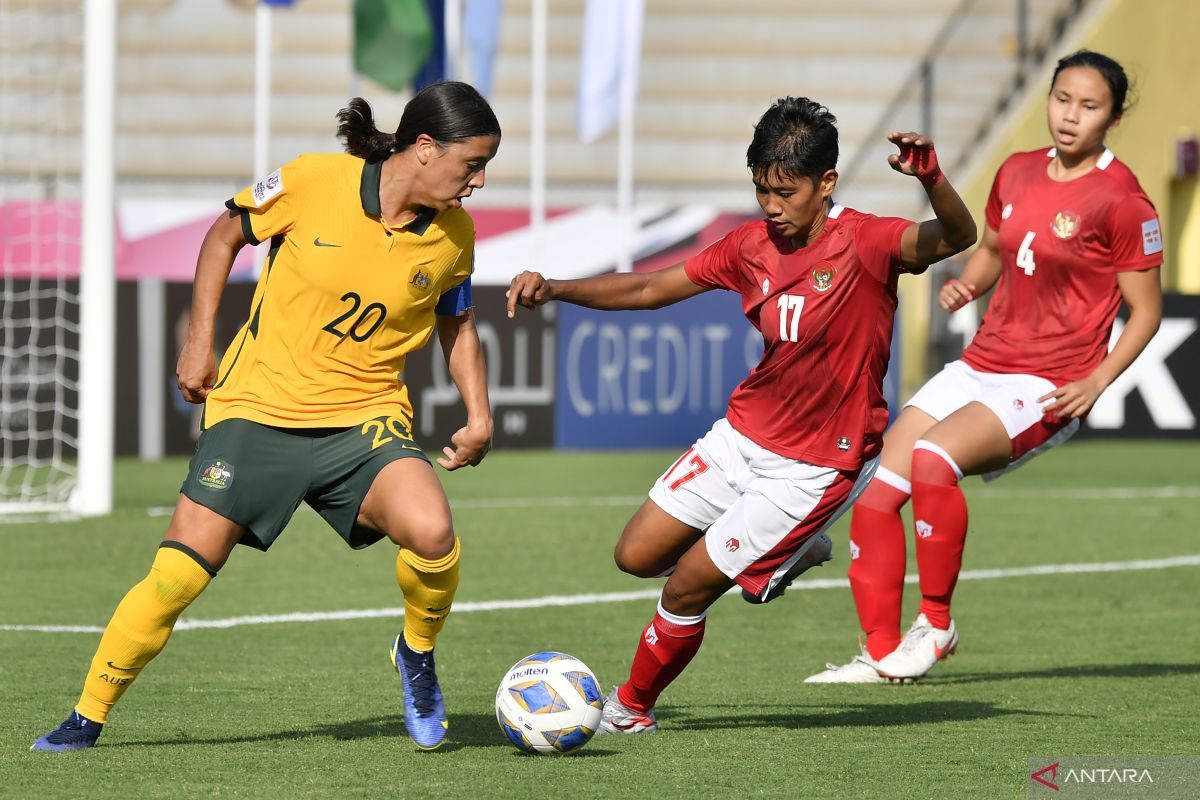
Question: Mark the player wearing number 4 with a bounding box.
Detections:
[33,82,501,752]
[809,50,1164,685]
[507,97,976,732]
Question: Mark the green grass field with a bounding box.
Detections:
[2,441,1198,799]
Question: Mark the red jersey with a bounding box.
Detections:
[963,148,1162,384]
[685,205,914,470]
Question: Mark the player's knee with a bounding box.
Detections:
[388,508,455,559]
[659,580,708,617]
[613,536,657,578]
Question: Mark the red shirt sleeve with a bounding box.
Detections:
[684,224,748,291]
[1106,193,1164,272]
[984,164,1006,231]
[854,215,913,278]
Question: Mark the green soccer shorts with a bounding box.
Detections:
[180,415,429,551]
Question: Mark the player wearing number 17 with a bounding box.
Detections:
[506,97,976,732]
[32,82,501,752]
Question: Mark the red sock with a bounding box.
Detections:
[848,474,910,660]
[911,444,968,630]
[617,604,706,713]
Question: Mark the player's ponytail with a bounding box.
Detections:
[336,98,397,160]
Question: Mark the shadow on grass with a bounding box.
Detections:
[110,711,618,755]
[666,699,1072,731]
[934,662,1200,685]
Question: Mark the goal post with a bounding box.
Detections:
[0,0,114,517]
[72,0,116,516]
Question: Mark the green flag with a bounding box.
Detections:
[353,0,433,92]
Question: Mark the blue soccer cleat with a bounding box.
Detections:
[31,710,103,752]
[390,634,448,750]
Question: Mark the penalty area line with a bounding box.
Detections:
[3,554,1199,635]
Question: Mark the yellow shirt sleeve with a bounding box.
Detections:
[227,156,312,245]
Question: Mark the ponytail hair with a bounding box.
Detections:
[336,97,396,159]
[336,81,500,160]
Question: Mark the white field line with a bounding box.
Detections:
[141,484,1200,517]
[4,554,1199,635]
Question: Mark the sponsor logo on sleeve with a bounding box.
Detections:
[251,168,283,207]
[1142,218,1163,255]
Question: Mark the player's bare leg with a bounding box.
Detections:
[359,458,457,750]
[602,536,732,734]
[613,499,705,578]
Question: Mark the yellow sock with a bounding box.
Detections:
[76,544,213,723]
[394,537,460,652]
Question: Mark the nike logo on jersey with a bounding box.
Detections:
[314,237,342,248]
[106,661,142,672]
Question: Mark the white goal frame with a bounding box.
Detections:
[0,0,113,517]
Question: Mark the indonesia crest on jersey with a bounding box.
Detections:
[684,206,915,470]
[964,148,1163,384]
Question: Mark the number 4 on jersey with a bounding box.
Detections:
[1016,231,1037,276]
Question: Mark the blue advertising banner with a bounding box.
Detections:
[554,290,902,450]
[555,291,758,448]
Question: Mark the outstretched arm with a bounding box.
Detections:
[1039,267,1162,419]
[506,262,709,318]
[939,225,1004,312]
[888,131,978,271]
[176,209,247,403]
[436,309,493,470]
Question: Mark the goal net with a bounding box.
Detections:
[0,0,85,514]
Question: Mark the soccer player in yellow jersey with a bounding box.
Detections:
[33,81,500,752]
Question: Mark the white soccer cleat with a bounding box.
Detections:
[597,686,658,735]
[742,532,834,604]
[804,648,888,684]
[874,613,958,682]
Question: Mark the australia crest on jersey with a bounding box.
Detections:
[809,261,836,293]
[197,459,233,491]
[1051,210,1081,239]
[409,266,434,292]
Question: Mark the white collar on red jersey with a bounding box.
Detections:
[1046,147,1115,170]
[828,204,844,219]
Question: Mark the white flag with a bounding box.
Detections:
[576,0,644,143]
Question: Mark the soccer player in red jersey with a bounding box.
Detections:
[809,50,1164,684]
[506,96,976,732]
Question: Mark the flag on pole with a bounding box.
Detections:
[465,0,503,97]
[353,0,434,93]
[576,0,644,143]
[412,0,447,90]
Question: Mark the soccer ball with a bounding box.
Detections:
[494,651,604,755]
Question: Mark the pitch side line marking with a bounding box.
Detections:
[140,485,1200,517]
[3,554,1199,635]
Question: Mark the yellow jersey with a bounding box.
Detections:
[204,152,474,430]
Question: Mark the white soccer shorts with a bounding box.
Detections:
[648,418,877,598]
[905,359,1080,480]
